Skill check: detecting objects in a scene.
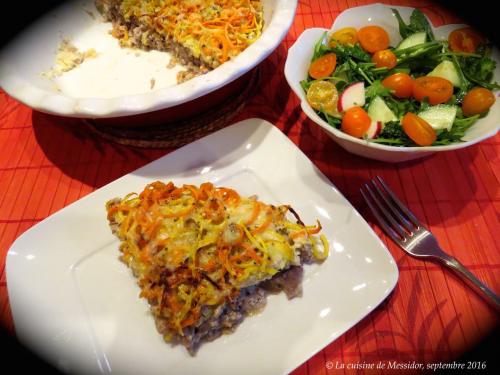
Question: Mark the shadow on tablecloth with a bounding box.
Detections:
[30,110,168,188]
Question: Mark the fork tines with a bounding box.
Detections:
[360,176,422,243]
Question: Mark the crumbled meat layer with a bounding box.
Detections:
[262,266,304,299]
[154,285,267,355]
[154,266,305,355]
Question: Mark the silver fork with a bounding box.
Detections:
[361,176,500,311]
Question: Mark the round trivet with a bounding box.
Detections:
[85,68,260,148]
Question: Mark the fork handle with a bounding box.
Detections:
[438,254,500,311]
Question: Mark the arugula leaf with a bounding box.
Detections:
[461,56,500,90]
[392,9,414,39]
[329,43,371,62]
[318,109,341,129]
[392,8,434,41]
[312,32,328,61]
[450,55,470,88]
[347,58,374,84]
[406,57,441,73]
[394,41,444,64]
[300,79,312,92]
[433,115,480,144]
[332,61,350,75]
[366,80,392,100]
[453,114,481,128]
[334,80,350,92]
[451,44,500,91]
[385,96,420,118]
[418,97,432,112]
[369,138,408,145]
[409,9,435,41]
[445,55,471,103]
[329,63,353,89]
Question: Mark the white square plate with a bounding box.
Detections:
[6,118,398,375]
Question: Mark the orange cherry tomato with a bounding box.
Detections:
[382,73,414,98]
[372,49,397,69]
[462,87,496,117]
[329,27,358,47]
[401,113,437,146]
[448,27,485,53]
[413,76,454,105]
[308,53,337,79]
[357,25,390,53]
[341,106,371,138]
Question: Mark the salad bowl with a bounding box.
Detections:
[285,3,500,162]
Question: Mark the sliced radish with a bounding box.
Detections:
[338,82,365,112]
[365,120,382,139]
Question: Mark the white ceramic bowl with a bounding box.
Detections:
[285,3,500,162]
[0,0,297,118]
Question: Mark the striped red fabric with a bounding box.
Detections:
[0,0,498,373]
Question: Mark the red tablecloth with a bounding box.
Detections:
[1,0,498,373]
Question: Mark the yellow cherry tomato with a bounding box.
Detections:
[306,80,340,117]
[329,27,358,47]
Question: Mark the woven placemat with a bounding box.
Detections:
[85,68,260,148]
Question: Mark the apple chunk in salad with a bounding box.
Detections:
[300,8,499,147]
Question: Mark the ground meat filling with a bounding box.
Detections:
[262,266,304,299]
[171,264,306,354]
[180,286,267,354]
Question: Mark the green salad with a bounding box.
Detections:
[300,8,499,147]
